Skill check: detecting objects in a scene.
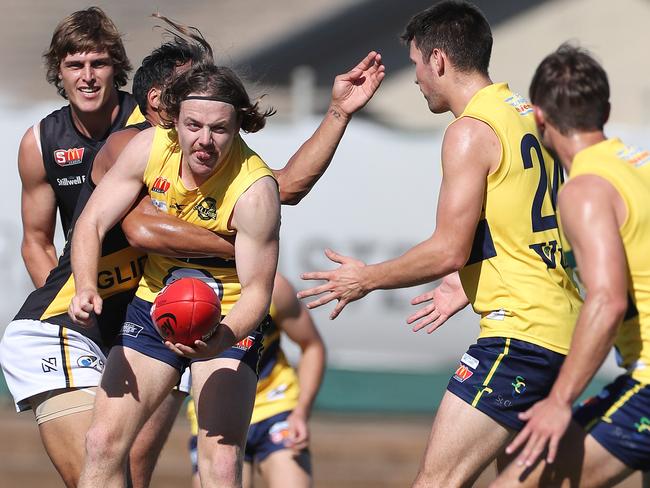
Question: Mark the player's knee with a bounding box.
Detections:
[84,424,126,464]
[198,445,243,487]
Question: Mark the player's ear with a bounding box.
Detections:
[431,48,445,77]
[533,105,546,132]
[603,101,611,125]
[148,86,161,112]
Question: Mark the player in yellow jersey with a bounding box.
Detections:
[299,2,581,486]
[18,7,143,288]
[68,63,280,487]
[493,45,650,487]
[187,273,325,488]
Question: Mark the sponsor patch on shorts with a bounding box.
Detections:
[120,322,143,338]
[461,353,479,369]
[453,363,474,383]
[269,420,290,445]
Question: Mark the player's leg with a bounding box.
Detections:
[128,389,186,488]
[259,449,312,488]
[191,357,257,488]
[414,390,513,487]
[242,461,254,488]
[414,337,566,487]
[78,345,180,487]
[0,320,106,487]
[30,388,96,487]
[493,375,644,487]
[253,412,312,488]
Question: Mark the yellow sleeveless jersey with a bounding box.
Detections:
[457,83,582,354]
[570,138,650,383]
[187,301,300,434]
[135,126,276,314]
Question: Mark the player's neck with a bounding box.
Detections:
[556,130,607,173]
[448,73,492,118]
[70,88,121,140]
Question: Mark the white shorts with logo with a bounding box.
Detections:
[0,319,106,412]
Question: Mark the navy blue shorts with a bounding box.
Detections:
[188,410,304,471]
[446,337,565,431]
[116,296,266,375]
[574,374,650,471]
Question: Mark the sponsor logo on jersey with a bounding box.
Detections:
[453,363,474,383]
[195,197,217,221]
[120,322,144,338]
[617,145,650,168]
[152,176,171,194]
[152,199,168,212]
[504,94,533,116]
[267,383,289,401]
[56,175,86,186]
[54,147,85,167]
[77,355,104,371]
[234,336,255,351]
[41,357,58,373]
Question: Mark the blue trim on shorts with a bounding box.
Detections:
[446,337,565,431]
[115,296,266,375]
[574,374,650,471]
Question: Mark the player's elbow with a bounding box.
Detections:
[590,289,629,333]
[279,189,304,206]
[121,219,151,251]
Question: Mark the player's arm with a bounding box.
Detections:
[69,129,155,325]
[299,117,495,318]
[18,125,58,287]
[273,273,326,450]
[407,271,470,333]
[273,52,385,205]
[167,176,280,358]
[506,175,629,467]
[94,129,236,259]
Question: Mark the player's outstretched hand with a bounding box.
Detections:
[407,272,469,333]
[505,395,572,468]
[298,248,368,319]
[330,51,385,118]
[286,409,309,452]
[68,288,103,327]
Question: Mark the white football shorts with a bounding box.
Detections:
[0,319,106,412]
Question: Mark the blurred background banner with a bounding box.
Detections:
[2,0,650,411]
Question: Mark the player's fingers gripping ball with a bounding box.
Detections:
[150,278,221,346]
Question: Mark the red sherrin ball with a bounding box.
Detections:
[150,278,221,346]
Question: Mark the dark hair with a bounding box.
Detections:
[133,15,215,115]
[530,43,610,135]
[160,63,275,133]
[43,6,131,98]
[401,0,492,75]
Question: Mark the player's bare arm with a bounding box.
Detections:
[273,273,326,450]
[407,271,469,333]
[93,128,236,259]
[18,125,58,287]
[69,128,155,325]
[299,117,498,319]
[274,51,385,205]
[166,176,280,359]
[505,175,629,468]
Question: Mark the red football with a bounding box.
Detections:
[150,278,221,346]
